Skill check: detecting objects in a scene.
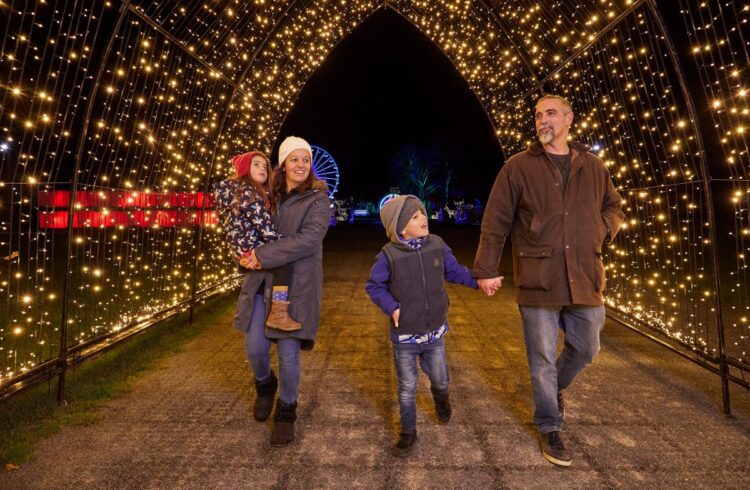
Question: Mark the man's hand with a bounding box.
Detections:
[392,308,400,328]
[478,277,503,296]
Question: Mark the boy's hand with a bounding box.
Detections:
[478,277,503,296]
[392,308,400,327]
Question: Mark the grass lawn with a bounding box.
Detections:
[0,292,236,468]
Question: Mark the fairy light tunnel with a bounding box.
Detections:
[1,1,749,407]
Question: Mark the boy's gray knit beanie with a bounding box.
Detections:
[396,196,424,234]
[379,194,426,243]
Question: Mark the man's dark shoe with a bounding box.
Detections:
[253,372,278,421]
[392,431,417,457]
[539,430,572,466]
[557,391,565,420]
[270,399,297,446]
[431,387,452,423]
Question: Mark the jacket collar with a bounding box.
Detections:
[529,140,590,183]
[279,180,328,207]
[528,140,590,156]
[391,234,432,252]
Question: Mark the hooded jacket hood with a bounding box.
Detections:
[379,195,427,244]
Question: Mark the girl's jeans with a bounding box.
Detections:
[244,294,301,404]
[392,338,450,432]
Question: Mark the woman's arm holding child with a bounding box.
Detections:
[253,194,329,268]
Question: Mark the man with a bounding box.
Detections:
[473,94,624,466]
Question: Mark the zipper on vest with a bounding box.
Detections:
[417,249,429,322]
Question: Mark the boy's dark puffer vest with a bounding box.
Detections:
[383,235,448,336]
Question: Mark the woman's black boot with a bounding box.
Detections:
[253,372,277,421]
[270,399,297,446]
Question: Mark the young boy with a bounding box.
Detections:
[365,195,478,456]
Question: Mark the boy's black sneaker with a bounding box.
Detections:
[539,431,572,467]
[392,431,417,457]
[557,391,565,420]
[431,387,452,423]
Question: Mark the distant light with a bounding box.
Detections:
[591,144,602,152]
[0,143,8,151]
[379,193,400,210]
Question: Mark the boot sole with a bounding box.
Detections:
[541,450,572,467]
[391,443,416,457]
[270,439,294,447]
[391,447,413,457]
[253,400,275,421]
[391,434,417,457]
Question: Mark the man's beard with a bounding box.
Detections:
[538,129,553,144]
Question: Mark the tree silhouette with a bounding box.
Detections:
[389,145,448,203]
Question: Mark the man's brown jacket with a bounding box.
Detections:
[473,141,624,306]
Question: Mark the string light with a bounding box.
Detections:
[1,0,749,385]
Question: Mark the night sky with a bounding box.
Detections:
[277,8,505,203]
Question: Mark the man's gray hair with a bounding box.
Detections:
[536,94,573,112]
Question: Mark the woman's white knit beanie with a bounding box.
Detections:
[278,136,313,166]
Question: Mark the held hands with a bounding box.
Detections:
[392,308,400,328]
[239,249,262,270]
[477,276,503,296]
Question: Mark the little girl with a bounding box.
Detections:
[213,151,301,331]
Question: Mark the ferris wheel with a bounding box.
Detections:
[311,145,340,199]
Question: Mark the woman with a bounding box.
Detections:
[241,136,330,446]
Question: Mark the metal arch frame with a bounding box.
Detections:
[270,1,511,161]
[187,0,311,325]
[17,0,733,416]
[497,0,649,114]
[479,0,542,86]
[640,0,731,414]
[54,0,307,403]
[126,5,274,116]
[57,0,134,405]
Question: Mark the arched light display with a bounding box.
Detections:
[379,193,400,210]
[1,1,749,402]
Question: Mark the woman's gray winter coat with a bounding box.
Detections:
[233,181,330,349]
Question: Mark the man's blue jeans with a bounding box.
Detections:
[519,305,605,434]
[244,294,301,404]
[392,338,450,432]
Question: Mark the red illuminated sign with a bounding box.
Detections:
[38,191,217,228]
